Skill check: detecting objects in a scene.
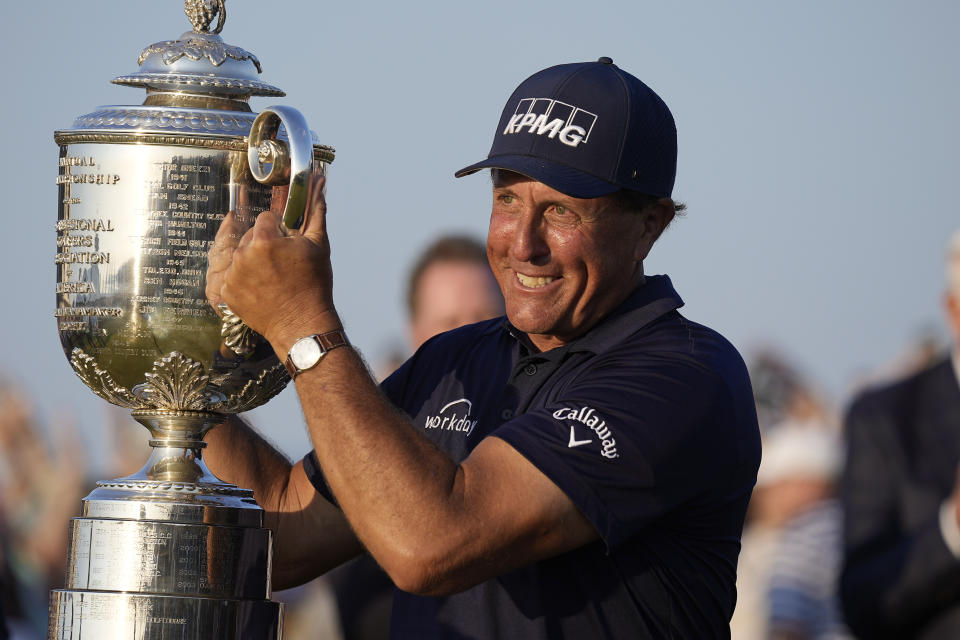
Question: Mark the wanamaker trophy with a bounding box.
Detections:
[49,1,333,637]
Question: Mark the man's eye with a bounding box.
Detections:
[555,205,567,215]
[498,194,515,204]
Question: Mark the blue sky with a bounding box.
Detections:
[3,1,958,467]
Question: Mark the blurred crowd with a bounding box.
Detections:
[0,383,146,638]
[1,228,959,639]
[735,227,960,640]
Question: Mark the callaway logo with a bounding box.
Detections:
[424,398,478,435]
[502,98,598,148]
[567,427,593,448]
[552,406,620,459]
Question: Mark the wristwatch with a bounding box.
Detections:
[284,329,350,379]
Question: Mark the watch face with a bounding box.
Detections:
[290,336,322,370]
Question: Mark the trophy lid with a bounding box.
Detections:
[112,0,284,108]
[55,0,334,165]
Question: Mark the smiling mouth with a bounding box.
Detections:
[516,273,556,288]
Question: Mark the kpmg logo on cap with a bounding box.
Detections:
[502,98,597,148]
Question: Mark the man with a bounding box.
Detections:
[407,235,505,350]
[840,229,960,639]
[208,58,761,638]
[374,235,506,376]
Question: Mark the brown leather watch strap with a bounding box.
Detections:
[284,329,350,379]
[315,328,349,352]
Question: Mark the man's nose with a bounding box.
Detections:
[510,210,549,263]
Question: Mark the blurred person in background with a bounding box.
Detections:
[0,382,86,639]
[305,235,504,640]
[750,350,822,433]
[734,355,850,640]
[405,235,505,351]
[840,229,960,639]
[759,425,850,640]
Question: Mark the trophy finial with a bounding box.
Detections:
[185,0,226,34]
[116,0,284,98]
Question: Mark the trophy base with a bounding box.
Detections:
[47,420,285,640]
[48,590,282,639]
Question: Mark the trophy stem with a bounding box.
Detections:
[128,410,223,484]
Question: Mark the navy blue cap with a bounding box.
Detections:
[455,58,677,198]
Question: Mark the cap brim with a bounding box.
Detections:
[454,155,620,199]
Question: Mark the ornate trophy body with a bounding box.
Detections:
[49,2,330,637]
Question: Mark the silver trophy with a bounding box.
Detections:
[49,1,331,637]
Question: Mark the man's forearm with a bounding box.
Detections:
[290,345,464,589]
[204,415,293,520]
[203,415,363,588]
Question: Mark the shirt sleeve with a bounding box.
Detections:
[491,349,757,549]
[301,449,337,506]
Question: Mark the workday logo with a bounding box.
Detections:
[502,98,598,148]
[424,398,478,436]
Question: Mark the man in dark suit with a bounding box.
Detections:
[840,229,960,639]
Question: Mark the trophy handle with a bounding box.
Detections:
[247,105,315,229]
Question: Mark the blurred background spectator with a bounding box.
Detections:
[404,235,504,351]
[733,353,852,640]
[373,235,505,379]
[839,229,960,639]
[761,424,850,640]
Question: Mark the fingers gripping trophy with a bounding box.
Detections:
[50,1,331,637]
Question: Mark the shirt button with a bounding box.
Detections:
[501,409,514,420]
[524,364,538,376]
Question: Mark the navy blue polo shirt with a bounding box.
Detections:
[304,275,760,639]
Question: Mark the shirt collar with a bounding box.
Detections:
[502,274,685,356]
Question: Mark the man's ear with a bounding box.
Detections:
[633,198,676,262]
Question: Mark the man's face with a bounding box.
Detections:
[410,261,504,349]
[486,171,662,351]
